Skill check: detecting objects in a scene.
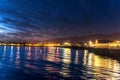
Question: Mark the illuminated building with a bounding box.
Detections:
[88,40,120,48]
[63,42,71,46]
[88,40,94,47]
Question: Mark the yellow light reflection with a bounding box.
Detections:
[26,46,31,60]
[83,50,89,65]
[62,48,71,64]
[86,52,120,79]
[46,47,55,62]
[60,67,70,77]
[74,50,79,64]
[54,47,60,63]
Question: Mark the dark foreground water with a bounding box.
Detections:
[0,46,120,80]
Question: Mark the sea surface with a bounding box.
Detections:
[0,46,119,80]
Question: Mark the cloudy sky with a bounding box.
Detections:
[0,0,120,41]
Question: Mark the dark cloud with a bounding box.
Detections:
[0,0,120,41]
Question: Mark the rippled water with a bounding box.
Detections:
[0,46,120,80]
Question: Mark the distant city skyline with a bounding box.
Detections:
[0,0,120,41]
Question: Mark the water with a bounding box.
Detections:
[0,46,120,80]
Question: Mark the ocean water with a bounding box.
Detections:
[0,46,119,80]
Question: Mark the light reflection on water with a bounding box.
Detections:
[0,46,119,80]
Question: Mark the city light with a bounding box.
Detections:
[88,40,120,49]
[89,40,94,47]
[63,42,71,46]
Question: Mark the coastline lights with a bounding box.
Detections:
[89,40,94,47]
[88,40,120,48]
[63,42,71,46]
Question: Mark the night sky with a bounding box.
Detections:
[0,0,120,41]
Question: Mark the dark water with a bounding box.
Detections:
[0,46,120,80]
